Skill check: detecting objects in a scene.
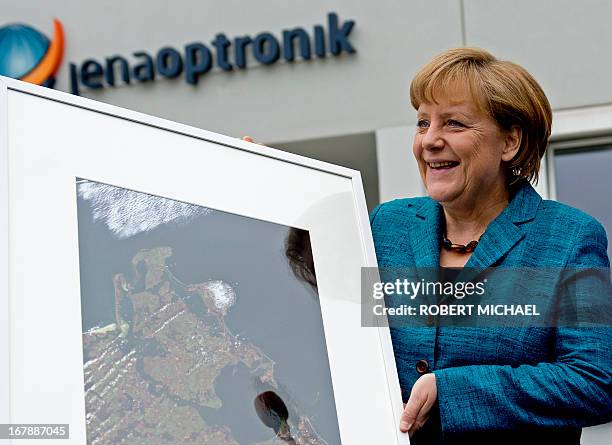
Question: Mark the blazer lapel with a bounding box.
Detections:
[464,212,524,268]
[465,181,541,269]
[410,199,442,267]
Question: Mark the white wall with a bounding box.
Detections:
[375,125,423,202]
[463,0,612,109]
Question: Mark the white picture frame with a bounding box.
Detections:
[0,76,408,445]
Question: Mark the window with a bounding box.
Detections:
[550,141,612,262]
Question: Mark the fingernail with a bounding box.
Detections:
[400,421,412,431]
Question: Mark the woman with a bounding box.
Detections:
[369,48,611,444]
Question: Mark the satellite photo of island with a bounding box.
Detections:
[76,179,341,445]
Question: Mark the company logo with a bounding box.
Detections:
[69,12,355,96]
[0,19,65,87]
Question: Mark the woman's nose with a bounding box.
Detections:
[421,126,445,151]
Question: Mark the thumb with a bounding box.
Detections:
[400,394,425,432]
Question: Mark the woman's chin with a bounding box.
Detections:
[425,184,461,203]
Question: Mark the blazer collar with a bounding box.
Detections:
[410,180,541,269]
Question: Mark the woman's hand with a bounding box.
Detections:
[400,373,437,436]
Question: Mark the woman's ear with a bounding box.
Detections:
[501,125,522,162]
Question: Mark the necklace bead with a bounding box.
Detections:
[442,234,480,253]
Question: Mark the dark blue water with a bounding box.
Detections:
[199,362,277,443]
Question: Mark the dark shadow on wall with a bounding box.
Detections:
[273,132,379,212]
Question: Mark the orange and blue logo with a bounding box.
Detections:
[0,19,65,87]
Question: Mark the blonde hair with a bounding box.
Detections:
[410,47,552,185]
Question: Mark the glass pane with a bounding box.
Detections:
[554,146,612,261]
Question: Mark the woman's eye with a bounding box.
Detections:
[447,120,465,128]
[416,119,429,129]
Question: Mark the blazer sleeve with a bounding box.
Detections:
[433,217,612,434]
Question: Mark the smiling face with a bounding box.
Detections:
[413,92,521,209]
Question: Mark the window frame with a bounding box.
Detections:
[544,104,612,200]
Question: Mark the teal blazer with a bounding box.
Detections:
[369,180,612,444]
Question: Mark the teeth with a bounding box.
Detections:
[428,161,457,168]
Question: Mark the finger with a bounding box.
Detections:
[415,394,435,422]
[242,136,254,142]
[400,395,425,432]
[419,388,436,421]
[407,383,436,435]
[408,413,430,437]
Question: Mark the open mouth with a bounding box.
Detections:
[427,161,460,169]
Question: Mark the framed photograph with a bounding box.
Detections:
[0,77,408,444]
